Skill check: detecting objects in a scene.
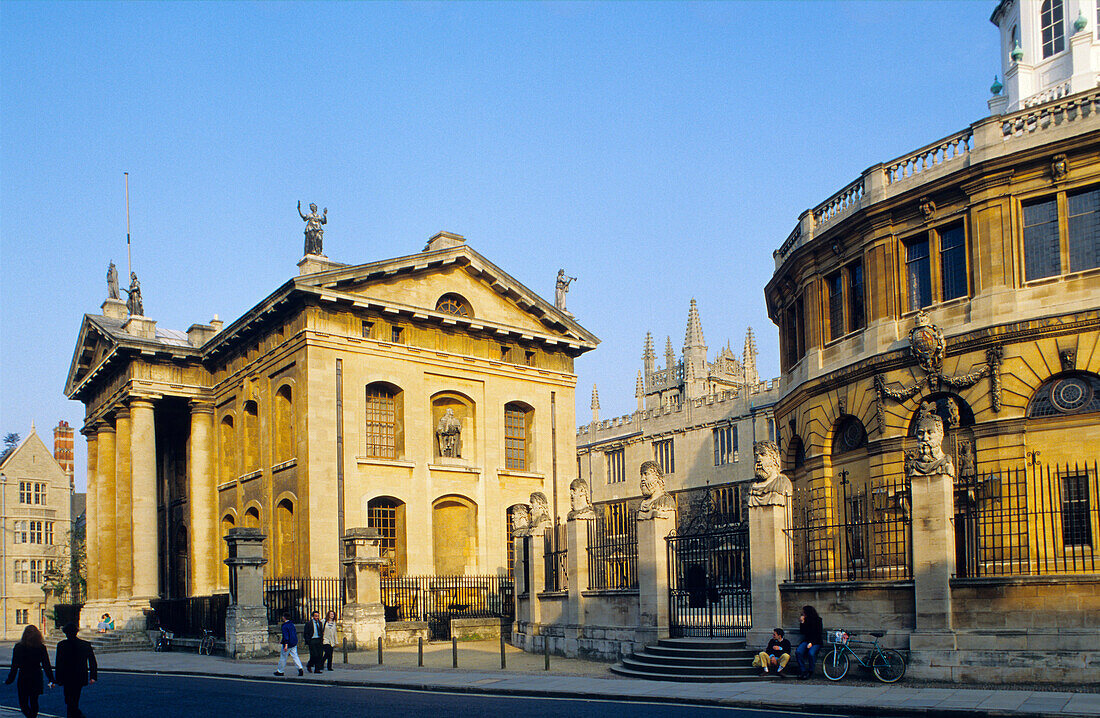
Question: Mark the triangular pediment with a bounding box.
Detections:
[64,315,123,399]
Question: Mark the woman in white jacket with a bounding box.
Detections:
[322,610,338,671]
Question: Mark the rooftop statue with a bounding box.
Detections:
[124,272,143,317]
[298,200,327,256]
[638,460,675,519]
[107,261,120,300]
[555,269,576,313]
[748,440,792,508]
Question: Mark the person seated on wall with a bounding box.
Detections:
[795,605,824,679]
[752,628,792,676]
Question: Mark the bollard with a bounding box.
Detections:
[417,636,423,667]
[378,636,383,665]
[452,636,458,668]
[500,632,506,669]
[544,636,550,671]
[342,637,348,664]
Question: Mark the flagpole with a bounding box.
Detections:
[125,172,132,279]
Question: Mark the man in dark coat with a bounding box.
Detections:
[54,623,97,718]
[303,611,324,673]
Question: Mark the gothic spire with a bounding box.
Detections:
[683,298,706,350]
[635,371,644,397]
[642,331,656,362]
[743,327,759,384]
[590,384,600,423]
[665,335,676,370]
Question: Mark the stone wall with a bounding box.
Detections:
[779,582,914,651]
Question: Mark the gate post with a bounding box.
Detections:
[565,506,594,631]
[224,528,270,659]
[747,441,793,647]
[340,527,388,650]
[636,512,674,646]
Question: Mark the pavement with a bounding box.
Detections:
[3,639,1099,718]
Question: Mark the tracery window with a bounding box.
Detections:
[436,293,471,317]
[1027,372,1100,417]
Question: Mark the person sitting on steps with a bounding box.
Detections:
[752,628,792,676]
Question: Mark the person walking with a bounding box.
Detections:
[303,611,324,673]
[274,613,304,677]
[321,610,338,671]
[4,625,54,718]
[795,605,824,679]
[54,623,97,718]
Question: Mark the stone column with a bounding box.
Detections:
[635,513,674,646]
[512,535,529,641]
[748,499,792,647]
[565,515,592,628]
[95,422,117,599]
[114,407,134,599]
[83,430,99,602]
[130,397,159,600]
[188,400,216,596]
[224,528,270,658]
[909,471,956,641]
[340,528,387,649]
[526,529,547,630]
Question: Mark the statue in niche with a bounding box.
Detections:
[107,261,120,300]
[957,440,975,479]
[298,200,327,256]
[436,408,462,458]
[907,402,956,480]
[526,491,552,535]
[555,269,576,313]
[638,460,675,519]
[748,440,793,508]
[567,478,596,520]
[510,504,530,537]
[124,272,143,316]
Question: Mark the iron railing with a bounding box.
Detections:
[667,524,751,637]
[587,508,639,590]
[786,474,912,582]
[380,574,514,623]
[955,461,1099,577]
[263,577,344,624]
[151,594,230,638]
[543,520,568,592]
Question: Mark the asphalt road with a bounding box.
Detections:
[0,672,857,718]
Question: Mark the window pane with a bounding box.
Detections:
[365,387,396,458]
[1067,186,1100,273]
[1061,473,1092,547]
[848,261,865,331]
[505,407,526,470]
[1023,198,1061,280]
[906,237,932,311]
[828,272,844,340]
[939,224,967,301]
[1042,0,1065,58]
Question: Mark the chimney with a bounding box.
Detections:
[53,420,75,493]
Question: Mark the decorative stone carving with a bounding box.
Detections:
[987,345,1004,412]
[107,261,120,300]
[124,272,143,316]
[837,393,847,416]
[906,402,956,480]
[945,396,961,429]
[298,201,327,256]
[1060,348,1077,372]
[566,478,596,520]
[1052,154,1069,182]
[555,269,576,313]
[748,440,793,508]
[510,504,530,537]
[918,197,936,222]
[637,460,675,519]
[909,311,945,375]
[957,439,975,478]
[526,491,552,535]
[436,408,461,458]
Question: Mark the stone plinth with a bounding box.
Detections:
[636,513,673,645]
[565,516,592,627]
[297,254,346,276]
[122,314,156,339]
[225,605,270,658]
[101,298,127,321]
[224,528,269,659]
[340,527,387,649]
[747,499,791,647]
[910,471,955,631]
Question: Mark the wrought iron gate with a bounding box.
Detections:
[666,489,751,638]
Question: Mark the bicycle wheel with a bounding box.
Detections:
[199,638,212,655]
[872,648,906,683]
[821,648,849,681]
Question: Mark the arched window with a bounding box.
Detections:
[1027,372,1100,417]
[788,435,805,470]
[274,385,294,462]
[435,293,472,318]
[504,402,534,471]
[219,513,235,588]
[219,415,236,481]
[832,416,867,455]
[275,498,297,577]
[365,382,403,459]
[244,505,261,529]
[1042,0,1065,58]
[243,401,259,471]
[368,497,406,577]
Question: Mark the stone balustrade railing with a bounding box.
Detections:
[1023,80,1072,108]
[812,176,864,229]
[884,128,972,185]
[1001,87,1100,137]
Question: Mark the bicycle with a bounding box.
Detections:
[153,625,173,652]
[820,630,906,683]
[198,628,216,656]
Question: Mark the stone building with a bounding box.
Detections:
[578,300,781,515]
[65,230,597,630]
[0,425,73,639]
[764,0,1100,682]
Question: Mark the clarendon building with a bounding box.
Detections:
[764,0,1100,681]
[578,300,781,526]
[65,231,596,630]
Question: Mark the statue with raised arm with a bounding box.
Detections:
[555,269,576,312]
[123,271,143,316]
[567,478,596,520]
[907,402,955,480]
[298,200,328,256]
[748,440,792,508]
[638,461,675,519]
[107,261,120,300]
[436,408,462,458]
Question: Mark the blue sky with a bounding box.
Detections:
[1,1,1000,490]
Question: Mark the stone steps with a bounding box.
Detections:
[610,637,768,682]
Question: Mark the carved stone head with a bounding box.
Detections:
[914,403,945,462]
[1052,154,1068,181]
[569,478,591,512]
[639,460,664,497]
[918,197,936,222]
[753,440,781,482]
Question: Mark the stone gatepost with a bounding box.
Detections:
[565,514,593,629]
[909,469,956,649]
[340,528,387,649]
[224,528,270,658]
[635,513,674,646]
[747,498,792,647]
[526,530,547,633]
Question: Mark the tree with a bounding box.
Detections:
[0,432,20,463]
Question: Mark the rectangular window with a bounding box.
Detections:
[504,407,527,471]
[654,438,675,475]
[524,350,536,367]
[1062,473,1093,547]
[606,448,625,484]
[905,237,932,311]
[939,223,967,301]
[783,295,805,369]
[1067,186,1100,273]
[30,560,44,583]
[848,260,865,332]
[364,387,397,459]
[390,326,403,344]
[1023,197,1061,280]
[15,609,28,624]
[14,561,27,583]
[1041,0,1065,58]
[713,425,737,466]
[713,485,743,525]
[827,271,844,341]
[361,320,373,338]
[500,345,512,362]
[29,521,42,545]
[19,482,30,504]
[14,521,26,544]
[44,522,54,546]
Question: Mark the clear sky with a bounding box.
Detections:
[1,1,1000,491]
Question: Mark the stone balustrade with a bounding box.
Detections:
[812,176,864,229]
[884,129,972,185]
[1001,87,1100,137]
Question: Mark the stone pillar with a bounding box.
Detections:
[114,407,134,599]
[748,499,792,647]
[95,422,117,599]
[340,528,387,649]
[188,400,216,596]
[565,515,592,628]
[84,430,99,602]
[512,536,530,638]
[909,471,955,637]
[224,528,270,658]
[635,513,673,646]
[130,397,159,600]
[526,529,547,629]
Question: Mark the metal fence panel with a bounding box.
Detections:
[379,574,515,640]
[667,525,751,637]
[150,594,230,638]
[263,577,345,624]
[543,520,568,592]
[587,509,638,590]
